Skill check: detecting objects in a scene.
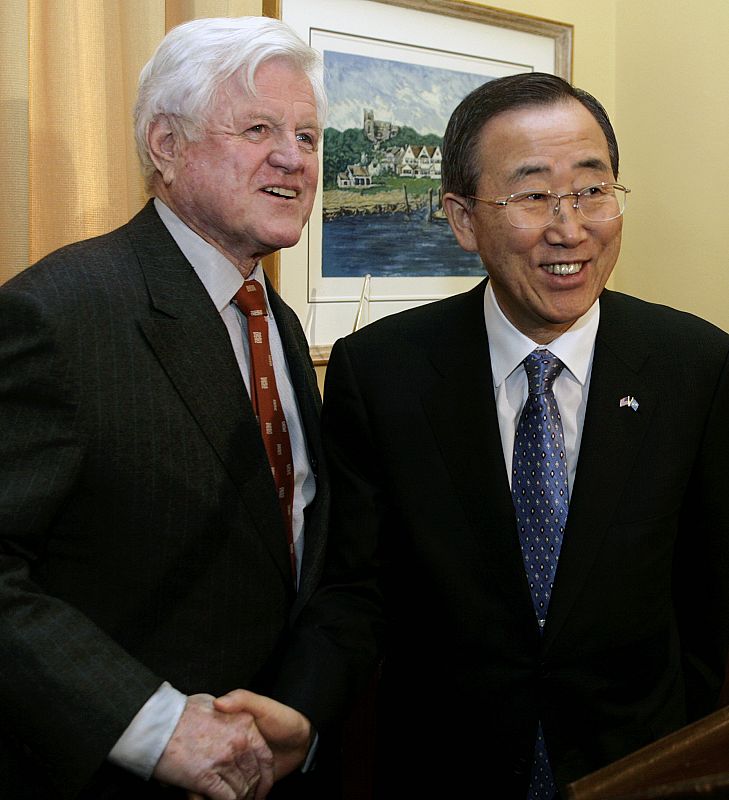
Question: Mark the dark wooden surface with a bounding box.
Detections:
[566,704,729,800]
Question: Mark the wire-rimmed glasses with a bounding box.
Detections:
[467,182,630,229]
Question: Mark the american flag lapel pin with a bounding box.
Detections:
[619,395,640,412]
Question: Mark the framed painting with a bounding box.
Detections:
[262,0,573,363]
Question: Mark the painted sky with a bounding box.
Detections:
[324,50,493,135]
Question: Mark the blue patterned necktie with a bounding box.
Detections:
[512,349,569,800]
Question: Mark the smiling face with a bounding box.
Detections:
[444,99,623,344]
[149,58,320,275]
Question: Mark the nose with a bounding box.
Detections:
[556,192,581,215]
[545,194,588,244]
[269,130,305,172]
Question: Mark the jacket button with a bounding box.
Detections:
[513,755,529,776]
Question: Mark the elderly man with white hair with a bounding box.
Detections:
[0,16,335,800]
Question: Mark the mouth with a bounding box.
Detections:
[262,186,298,199]
[541,262,584,276]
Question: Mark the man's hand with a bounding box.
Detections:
[153,693,273,800]
[213,690,313,782]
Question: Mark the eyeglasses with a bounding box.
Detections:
[467,182,630,229]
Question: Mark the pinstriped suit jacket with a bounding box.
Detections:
[0,200,328,797]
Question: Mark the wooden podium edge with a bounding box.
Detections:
[566,706,729,799]
[595,771,729,799]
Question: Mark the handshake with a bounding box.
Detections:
[152,689,312,800]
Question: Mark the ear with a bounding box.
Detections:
[147,115,180,186]
[442,193,479,252]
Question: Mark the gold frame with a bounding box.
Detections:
[262,0,572,78]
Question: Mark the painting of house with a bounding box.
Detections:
[322,49,489,278]
[337,164,373,188]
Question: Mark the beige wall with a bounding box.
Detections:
[615,1,729,331]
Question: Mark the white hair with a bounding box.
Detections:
[134,16,327,187]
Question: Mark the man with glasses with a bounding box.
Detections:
[268,73,729,798]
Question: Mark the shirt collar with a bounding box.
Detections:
[484,280,599,388]
[154,197,268,312]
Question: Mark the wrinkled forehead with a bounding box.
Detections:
[208,62,319,124]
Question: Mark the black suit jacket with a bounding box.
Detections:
[0,201,329,798]
[289,278,729,798]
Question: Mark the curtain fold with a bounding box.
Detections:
[1,0,261,285]
[1,2,29,283]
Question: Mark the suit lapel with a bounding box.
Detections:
[126,202,292,582]
[419,280,537,615]
[543,291,657,648]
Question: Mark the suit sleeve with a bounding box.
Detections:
[273,336,385,733]
[0,285,161,795]
[674,346,729,717]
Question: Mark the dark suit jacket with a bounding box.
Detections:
[0,201,329,798]
[288,278,729,798]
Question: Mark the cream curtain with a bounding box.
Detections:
[0,0,264,286]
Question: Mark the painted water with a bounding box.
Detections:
[322,207,484,278]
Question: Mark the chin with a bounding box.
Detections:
[265,223,307,250]
[269,235,305,253]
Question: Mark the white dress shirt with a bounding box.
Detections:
[483,280,600,493]
[109,198,316,776]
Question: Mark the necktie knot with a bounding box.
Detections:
[523,350,564,395]
[234,279,268,318]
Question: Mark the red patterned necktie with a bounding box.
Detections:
[234,279,296,580]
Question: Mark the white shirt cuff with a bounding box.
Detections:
[107,681,187,779]
[302,730,319,772]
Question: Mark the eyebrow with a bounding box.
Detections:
[507,157,611,183]
[242,109,281,125]
[242,109,321,133]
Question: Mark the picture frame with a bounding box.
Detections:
[262,0,573,364]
